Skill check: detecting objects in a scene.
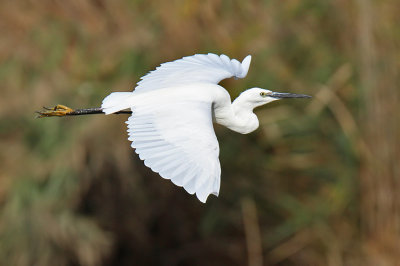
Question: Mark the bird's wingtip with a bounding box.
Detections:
[239,55,252,78]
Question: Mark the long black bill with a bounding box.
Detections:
[270,92,312,99]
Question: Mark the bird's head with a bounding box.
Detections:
[235,88,311,109]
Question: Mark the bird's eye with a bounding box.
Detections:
[260,92,267,97]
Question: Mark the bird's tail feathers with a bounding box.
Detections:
[102,92,134,114]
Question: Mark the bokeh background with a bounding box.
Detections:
[1,0,399,265]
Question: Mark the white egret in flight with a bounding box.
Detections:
[38,53,311,203]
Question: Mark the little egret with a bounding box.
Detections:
[38,53,311,203]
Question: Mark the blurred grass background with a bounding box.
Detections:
[1,0,399,265]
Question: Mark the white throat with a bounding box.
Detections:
[214,96,260,134]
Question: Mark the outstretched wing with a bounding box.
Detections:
[102,53,251,114]
[102,53,252,202]
[127,99,221,203]
[134,53,251,93]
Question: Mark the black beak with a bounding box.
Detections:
[270,92,312,99]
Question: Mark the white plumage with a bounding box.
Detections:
[134,53,251,93]
[102,53,310,202]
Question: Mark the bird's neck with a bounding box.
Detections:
[214,98,259,134]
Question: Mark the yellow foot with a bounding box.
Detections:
[36,104,75,118]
